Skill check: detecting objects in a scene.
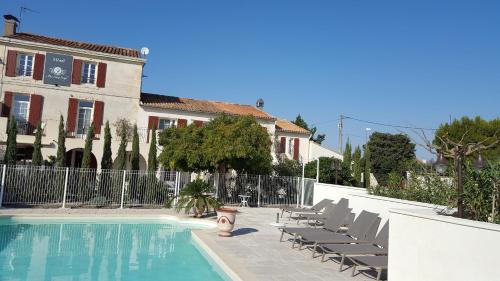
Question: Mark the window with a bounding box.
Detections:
[12,95,30,122]
[158,119,175,130]
[288,138,293,155]
[81,62,97,84]
[12,95,30,135]
[76,101,94,135]
[16,53,34,77]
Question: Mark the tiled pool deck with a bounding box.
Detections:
[0,207,379,281]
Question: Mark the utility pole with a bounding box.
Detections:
[338,114,344,154]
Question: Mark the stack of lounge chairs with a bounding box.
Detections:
[279,198,388,281]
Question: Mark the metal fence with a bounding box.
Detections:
[0,165,315,208]
[210,173,316,207]
[0,165,191,208]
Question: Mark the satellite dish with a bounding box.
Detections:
[256,98,264,109]
[140,47,150,56]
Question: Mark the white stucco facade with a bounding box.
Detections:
[0,33,146,168]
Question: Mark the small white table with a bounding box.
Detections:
[238,195,251,207]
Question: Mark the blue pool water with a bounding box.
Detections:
[0,217,229,281]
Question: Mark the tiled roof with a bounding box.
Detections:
[140,93,275,120]
[275,119,310,135]
[4,33,140,58]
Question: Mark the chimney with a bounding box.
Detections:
[3,15,19,36]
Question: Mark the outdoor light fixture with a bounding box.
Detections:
[434,153,448,175]
[473,153,485,171]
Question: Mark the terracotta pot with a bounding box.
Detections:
[216,207,237,237]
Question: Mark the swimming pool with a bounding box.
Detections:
[0,217,230,281]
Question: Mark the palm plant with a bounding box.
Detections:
[168,179,222,217]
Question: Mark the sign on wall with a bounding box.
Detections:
[43,53,73,86]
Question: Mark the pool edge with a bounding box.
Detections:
[191,230,258,281]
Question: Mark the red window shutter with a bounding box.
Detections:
[293,138,300,160]
[177,119,187,127]
[147,116,159,142]
[66,98,79,135]
[72,59,82,84]
[280,137,286,153]
[96,63,107,88]
[92,101,104,138]
[2,92,13,117]
[28,94,43,130]
[193,120,204,128]
[33,54,45,80]
[5,50,17,77]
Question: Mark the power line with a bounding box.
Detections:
[343,115,437,131]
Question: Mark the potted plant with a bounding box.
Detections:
[216,207,238,237]
[167,179,221,217]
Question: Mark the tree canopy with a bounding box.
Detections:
[352,146,362,186]
[4,117,17,165]
[55,115,66,167]
[159,115,272,174]
[148,124,158,172]
[101,121,113,169]
[434,116,499,161]
[292,114,325,144]
[367,132,416,186]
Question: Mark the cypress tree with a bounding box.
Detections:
[4,116,17,165]
[81,124,95,169]
[130,124,140,170]
[147,124,158,172]
[115,122,128,170]
[31,122,43,166]
[352,146,362,186]
[55,115,66,167]
[101,121,113,169]
[364,146,371,188]
[342,139,352,175]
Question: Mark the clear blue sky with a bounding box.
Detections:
[3,0,499,160]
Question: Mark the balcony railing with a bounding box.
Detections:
[66,127,101,140]
[16,120,45,136]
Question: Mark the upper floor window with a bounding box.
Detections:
[81,62,97,84]
[16,53,34,77]
[158,119,176,130]
[77,101,94,136]
[288,138,294,156]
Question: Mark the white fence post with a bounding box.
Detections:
[214,173,219,199]
[61,167,69,209]
[120,170,126,209]
[300,179,306,207]
[316,158,320,183]
[0,165,6,207]
[296,176,300,208]
[257,175,261,208]
[174,171,180,205]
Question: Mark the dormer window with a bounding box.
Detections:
[81,62,96,84]
[16,53,34,77]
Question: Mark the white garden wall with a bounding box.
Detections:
[389,209,500,281]
[313,183,448,224]
[313,182,500,281]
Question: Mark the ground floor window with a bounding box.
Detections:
[76,101,94,136]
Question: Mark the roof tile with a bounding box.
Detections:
[4,33,140,58]
[275,119,310,135]
[141,93,275,120]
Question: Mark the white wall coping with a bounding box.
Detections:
[351,194,450,211]
[315,182,367,192]
[315,182,452,212]
[390,208,500,233]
